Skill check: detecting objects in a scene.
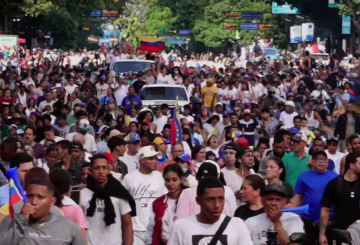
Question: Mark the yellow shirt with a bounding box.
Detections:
[0,203,9,215]
[202,86,218,108]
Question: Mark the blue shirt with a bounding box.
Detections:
[295,170,338,222]
[0,184,9,207]
[121,95,143,115]
[327,159,335,172]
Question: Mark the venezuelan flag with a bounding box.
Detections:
[139,35,166,52]
[9,179,24,218]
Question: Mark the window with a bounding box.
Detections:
[112,61,153,74]
[264,49,277,55]
[140,87,188,101]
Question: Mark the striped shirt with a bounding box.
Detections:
[259,118,279,138]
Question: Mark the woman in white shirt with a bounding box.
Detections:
[24,97,38,117]
[156,67,172,84]
[145,164,187,245]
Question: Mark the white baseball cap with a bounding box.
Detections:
[79,119,90,131]
[137,146,160,160]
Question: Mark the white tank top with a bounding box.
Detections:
[305,111,319,128]
[17,92,27,106]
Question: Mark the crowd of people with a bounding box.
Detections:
[0,42,359,245]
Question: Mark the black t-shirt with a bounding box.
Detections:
[301,76,315,91]
[234,204,264,220]
[321,176,360,229]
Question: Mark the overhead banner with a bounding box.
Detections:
[301,23,314,42]
[290,26,302,43]
[329,0,340,8]
[342,16,351,34]
[272,2,299,14]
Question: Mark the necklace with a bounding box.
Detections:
[346,178,359,198]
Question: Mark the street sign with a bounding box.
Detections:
[160,29,168,34]
[242,12,262,19]
[272,2,299,14]
[342,16,351,34]
[224,12,241,18]
[240,23,258,30]
[83,10,102,17]
[102,10,119,17]
[329,0,340,8]
[179,29,191,35]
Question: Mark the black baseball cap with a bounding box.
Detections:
[313,150,327,159]
[327,137,339,143]
[197,161,219,179]
[72,142,83,150]
[261,183,288,198]
[224,142,241,152]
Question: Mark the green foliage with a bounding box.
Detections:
[114,16,142,46]
[143,3,176,35]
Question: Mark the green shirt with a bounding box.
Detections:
[282,152,311,188]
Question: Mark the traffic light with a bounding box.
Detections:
[259,24,273,29]
[82,27,90,31]
[225,23,238,30]
[168,29,178,35]
[160,29,168,35]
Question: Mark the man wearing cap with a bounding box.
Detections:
[325,137,344,174]
[176,161,237,220]
[71,141,90,164]
[153,137,170,172]
[279,101,298,128]
[122,146,167,245]
[221,143,243,195]
[66,119,97,155]
[282,133,311,188]
[308,137,335,172]
[120,132,141,173]
[290,151,337,244]
[246,183,304,245]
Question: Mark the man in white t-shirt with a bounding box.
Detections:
[325,137,344,174]
[80,154,134,245]
[122,146,167,245]
[246,183,304,245]
[96,76,109,99]
[66,119,97,154]
[279,101,298,128]
[120,132,141,173]
[64,75,78,97]
[180,104,194,123]
[168,176,253,245]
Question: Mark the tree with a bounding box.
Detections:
[143,2,176,36]
[192,0,276,47]
[114,15,142,46]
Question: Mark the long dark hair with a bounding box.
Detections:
[163,164,188,190]
[49,169,72,208]
[267,156,286,181]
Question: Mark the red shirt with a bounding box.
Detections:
[0,97,13,107]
